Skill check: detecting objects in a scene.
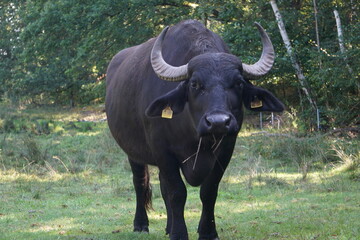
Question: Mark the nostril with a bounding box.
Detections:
[205,117,212,127]
[224,115,231,127]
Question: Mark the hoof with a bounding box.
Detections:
[198,233,219,240]
[134,226,149,233]
[169,233,189,240]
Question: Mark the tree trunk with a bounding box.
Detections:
[269,0,317,110]
[334,9,353,75]
[334,9,346,54]
[313,0,321,67]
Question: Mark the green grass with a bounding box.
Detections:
[0,104,359,239]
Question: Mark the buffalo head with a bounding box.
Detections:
[146,23,284,139]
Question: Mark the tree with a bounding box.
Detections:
[313,0,321,68]
[10,0,195,105]
[270,0,317,111]
[0,1,24,103]
[334,9,353,75]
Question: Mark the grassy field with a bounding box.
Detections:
[0,104,359,240]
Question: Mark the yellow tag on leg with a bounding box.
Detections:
[161,106,173,119]
[251,97,263,109]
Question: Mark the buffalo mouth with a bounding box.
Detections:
[181,135,224,186]
[181,111,238,186]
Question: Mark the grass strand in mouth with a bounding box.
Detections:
[193,137,203,171]
[212,135,224,154]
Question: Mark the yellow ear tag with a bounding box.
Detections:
[251,97,263,109]
[161,106,173,119]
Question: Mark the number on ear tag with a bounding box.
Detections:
[161,106,173,119]
[251,97,263,109]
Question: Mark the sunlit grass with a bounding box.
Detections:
[1,161,359,239]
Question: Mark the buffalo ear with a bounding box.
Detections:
[243,84,284,112]
[145,82,188,118]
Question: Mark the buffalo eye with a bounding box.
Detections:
[234,79,245,91]
[235,81,244,89]
[233,73,245,90]
[190,79,202,90]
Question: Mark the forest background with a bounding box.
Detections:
[1,0,359,131]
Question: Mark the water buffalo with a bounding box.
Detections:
[106,19,284,240]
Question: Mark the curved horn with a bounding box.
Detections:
[242,22,275,80]
[151,26,189,81]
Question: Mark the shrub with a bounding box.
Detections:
[3,118,16,132]
[33,120,51,135]
[22,136,46,165]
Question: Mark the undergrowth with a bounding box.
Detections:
[1,104,358,183]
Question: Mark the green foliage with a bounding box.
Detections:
[1,0,194,106]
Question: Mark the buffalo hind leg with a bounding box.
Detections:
[129,160,151,232]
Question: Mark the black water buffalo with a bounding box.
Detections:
[106,19,284,240]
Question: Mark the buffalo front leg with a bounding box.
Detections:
[198,161,232,239]
[129,160,151,232]
[198,179,220,240]
[159,173,172,235]
[198,139,234,240]
[159,169,188,240]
